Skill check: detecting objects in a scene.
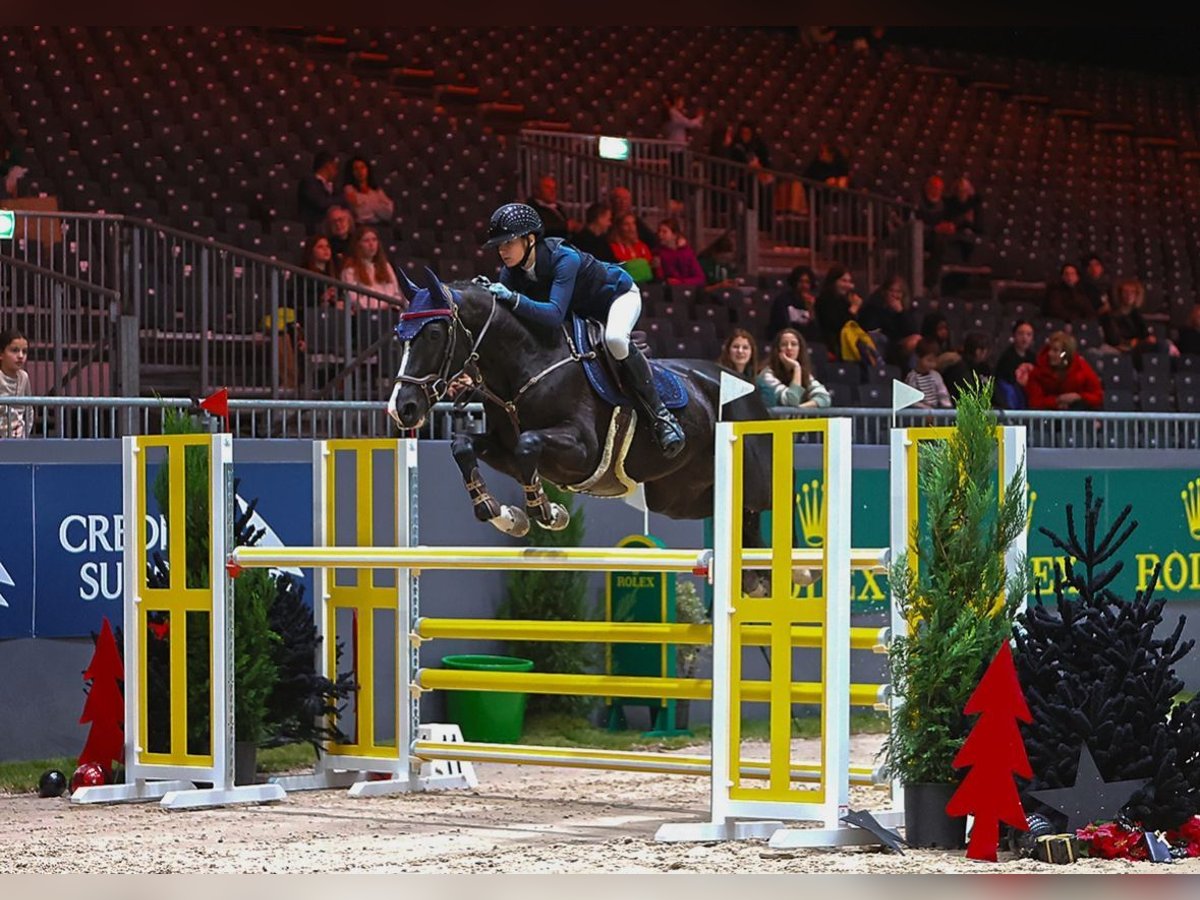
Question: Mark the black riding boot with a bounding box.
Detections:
[616,346,686,459]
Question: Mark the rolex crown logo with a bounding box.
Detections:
[1182,477,1200,541]
[796,479,825,548]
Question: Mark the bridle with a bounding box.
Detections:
[391,279,594,433]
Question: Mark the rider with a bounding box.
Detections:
[482,202,686,459]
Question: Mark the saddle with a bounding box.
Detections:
[570,316,688,411]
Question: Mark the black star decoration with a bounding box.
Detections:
[1028,744,1149,831]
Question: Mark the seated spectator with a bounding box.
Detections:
[654,220,706,287]
[570,202,617,262]
[298,150,340,233]
[340,227,404,311]
[728,121,774,229]
[859,275,920,367]
[609,213,655,283]
[697,231,740,290]
[904,338,953,408]
[299,235,340,306]
[1177,304,1200,356]
[1026,331,1103,411]
[916,174,951,289]
[994,320,1037,408]
[802,142,850,189]
[609,186,656,248]
[0,327,33,437]
[1043,263,1095,322]
[1,123,27,198]
[1081,253,1114,317]
[756,328,831,409]
[919,311,960,371]
[528,174,576,239]
[943,331,994,403]
[1100,277,1158,359]
[341,156,395,229]
[716,328,759,380]
[943,175,983,262]
[815,265,875,362]
[322,205,355,266]
[768,265,819,342]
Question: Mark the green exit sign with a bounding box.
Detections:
[0,209,13,239]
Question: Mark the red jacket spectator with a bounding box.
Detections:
[1026,332,1103,411]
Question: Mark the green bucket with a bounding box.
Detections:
[440,654,535,743]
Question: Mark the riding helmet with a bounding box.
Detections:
[483,203,544,248]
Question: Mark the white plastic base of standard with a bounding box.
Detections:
[269,770,366,792]
[348,771,477,798]
[655,820,786,842]
[159,783,286,810]
[71,779,195,805]
[767,811,906,849]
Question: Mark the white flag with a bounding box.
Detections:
[892,379,925,414]
[719,372,755,416]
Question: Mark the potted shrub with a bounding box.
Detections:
[672,578,709,731]
[881,378,1030,848]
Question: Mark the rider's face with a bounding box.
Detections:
[498,235,530,267]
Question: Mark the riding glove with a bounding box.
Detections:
[487,282,521,307]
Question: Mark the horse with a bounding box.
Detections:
[387,268,774,559]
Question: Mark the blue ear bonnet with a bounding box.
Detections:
[393,267,460,340]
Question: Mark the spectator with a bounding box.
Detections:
[756,328,831,409]
[904,338,953,409]
[943,331,994,403]
[570,202,617,263]
[654,219,706,287]
[728,120,773,229]
[919,311,960,371]
[1177,304,1200,356]
[663,93,704,205]
[1081,253,1114,317]
[1100,277,1157,359]
[696,231,740,292]
[1,123,27,198]
[802,142,850,189]
[341,156,395,229]
[859,274,920,367]
[300,235,341,306]
[717,328,759,380]
[943,175,983,262]
[814,265,865,359]
[0,327,32,438]
[322,205,355,266]
[298,150,339,232]
[609,187,657,248]
[1043,263,1095,322]
[340,226,404,311]
[1026,331,1103,411]
[995,320,1037,407]
[916,174,952,288]
[609,212,655,284]
[768,265,819,342]
[528,174,576,239]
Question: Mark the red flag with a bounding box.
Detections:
[945,642,1033,861]
[199,387,229,418]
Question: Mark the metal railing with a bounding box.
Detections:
[1,210,406,404]
[518,130,919,287]
[3,394,1199,449]
[773,407,1200,450]
[0,395,485,440]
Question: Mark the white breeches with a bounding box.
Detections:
[605,284,642,360]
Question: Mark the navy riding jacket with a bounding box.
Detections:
[498,237,634,329]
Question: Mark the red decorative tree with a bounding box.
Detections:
[946,641,1032,861]
[78,616,125,772]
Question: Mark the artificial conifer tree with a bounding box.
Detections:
[1013,477,1200,831]
[78,616,126,772]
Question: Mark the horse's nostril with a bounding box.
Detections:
[398,401,420,424]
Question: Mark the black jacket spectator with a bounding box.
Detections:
[298,151,339,233]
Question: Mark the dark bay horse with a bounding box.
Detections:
[387,269,772,550]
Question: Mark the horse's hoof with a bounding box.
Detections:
[535,503,570,531]
[492,505,530,538]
